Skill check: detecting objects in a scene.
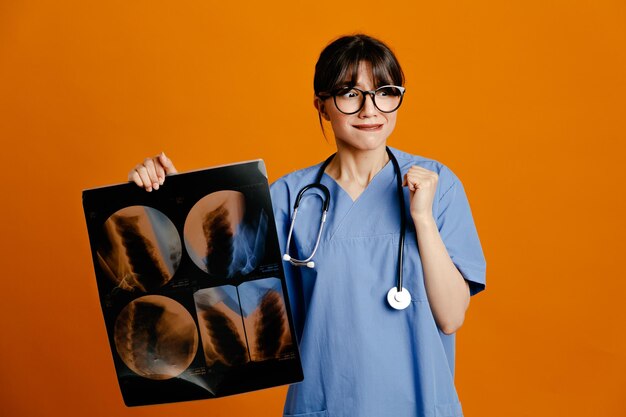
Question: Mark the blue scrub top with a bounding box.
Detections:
[270,147,486,417]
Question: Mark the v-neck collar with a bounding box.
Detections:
[319,160,396,240]
[321,158,393,204]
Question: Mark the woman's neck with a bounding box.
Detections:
[325,145,390,200]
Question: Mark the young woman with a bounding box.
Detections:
[130,34,486,417]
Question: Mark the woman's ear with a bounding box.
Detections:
[314,97,331,121]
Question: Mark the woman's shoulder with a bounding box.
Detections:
[390,147,460,189]
[269,162,323,209]
[271,163,321,189]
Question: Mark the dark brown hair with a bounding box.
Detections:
[314,34,405,96]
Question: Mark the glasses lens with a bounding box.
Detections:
[374,86,403,112]
[333,86,404,114]
[334,88,363,114]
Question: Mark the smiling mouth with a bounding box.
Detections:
[353,124,383,131]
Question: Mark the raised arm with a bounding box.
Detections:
[404,166,470,335]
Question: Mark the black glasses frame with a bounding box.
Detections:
[319,85,406,115]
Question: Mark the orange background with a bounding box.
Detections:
[1,1,625,416]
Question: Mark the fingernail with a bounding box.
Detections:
[153,182,159,190]
[147,186,152,192]
[158,177,164,185]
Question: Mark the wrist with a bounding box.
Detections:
[411,213,436,230]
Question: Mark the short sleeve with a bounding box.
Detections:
[270,179,306,340]
[436,167,486,296]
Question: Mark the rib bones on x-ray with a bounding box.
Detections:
[254,290,287,359]
[195,283,293,373]
[200,305,249,367]
[202,204,234,277]
[112,214,169,291]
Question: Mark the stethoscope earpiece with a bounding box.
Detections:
[283,254,315,269]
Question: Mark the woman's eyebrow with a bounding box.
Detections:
[337,80,355,88]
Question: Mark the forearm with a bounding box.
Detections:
[413,214,470,335]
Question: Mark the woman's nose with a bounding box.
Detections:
[359,93,378,116]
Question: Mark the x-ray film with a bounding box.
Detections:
[83,160,303,406]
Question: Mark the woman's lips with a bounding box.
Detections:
[352,124,383,131]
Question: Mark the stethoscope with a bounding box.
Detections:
[282,147,412,310]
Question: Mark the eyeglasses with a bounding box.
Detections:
[319,85,406,115]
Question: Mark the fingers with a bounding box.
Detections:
[403,172,420,191]
[154,161,165,185]
[403,166,438,192]
[158,152,178,175]
[127,152,177,192]
[128,163,155,192]
[143,157,161,189]
[129,169,144,188]
[404,166,439,219]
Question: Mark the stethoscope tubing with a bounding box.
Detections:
[389,149,406,292]
[283,183,330,267]
[283,147,411,309]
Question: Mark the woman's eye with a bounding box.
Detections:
[339,89,359,98]
[377,87,401,97]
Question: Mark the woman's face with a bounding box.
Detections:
[316,62,398,153]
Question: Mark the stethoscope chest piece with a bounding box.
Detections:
[387,287,411,310]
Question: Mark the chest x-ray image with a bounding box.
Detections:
[193,278,295,393]
[184,190,268,278]
[83,160,302,406]
[97,206,182,292]
[114,295,198,380]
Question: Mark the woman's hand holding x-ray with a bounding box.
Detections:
[128,152,178,192]
[402,166,438,220]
